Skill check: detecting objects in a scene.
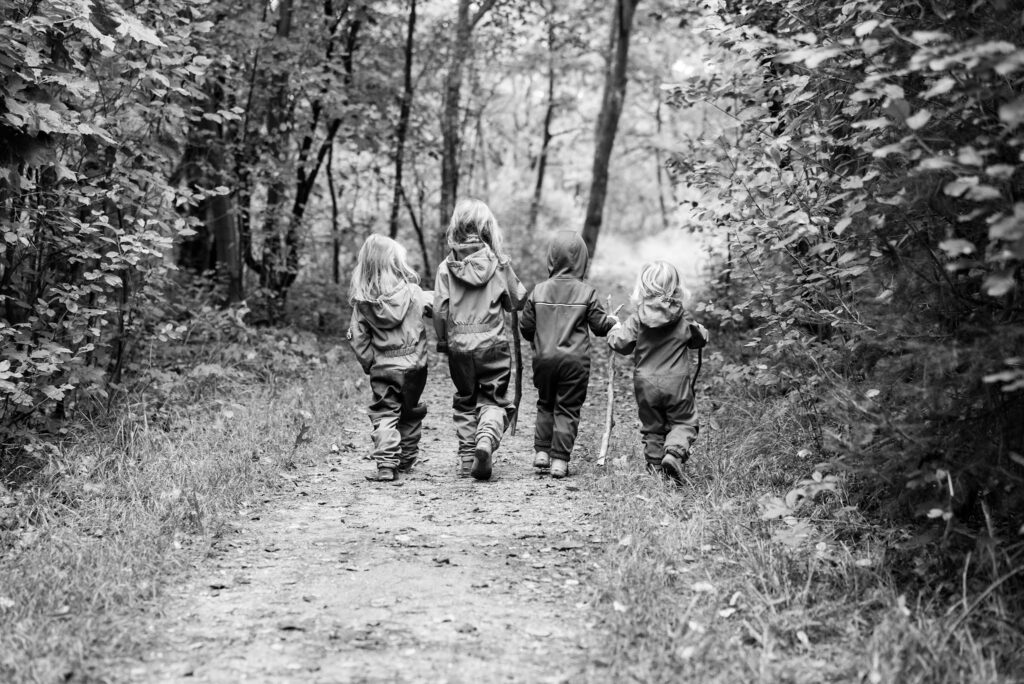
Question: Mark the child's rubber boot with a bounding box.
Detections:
[471,437,494,481]
[550,458,568,479]
[661,448,688,484]
[365,467,397,482]
[533,450,550,470]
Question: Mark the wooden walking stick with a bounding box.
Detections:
[509,309,524,436]
[597,297,622,467]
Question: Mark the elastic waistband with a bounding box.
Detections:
[450,321,501,334]
[380,344,418,358]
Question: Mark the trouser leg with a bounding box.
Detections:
[635,376,668,466]
[368,372,403,471]
[533,357,555,453]
[550,360,589,462]
[448,353,479,462]
[664,375,699,456]
[397,366,428,467]
[474,344,512,450]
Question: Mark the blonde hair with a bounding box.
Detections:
[349,234,419,301]
[446,198,505,258]
[631,260,690,306]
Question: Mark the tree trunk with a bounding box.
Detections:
[525,4,557,243]
[327,143,341,284]
[581,0,640,262]
[390,0,416,240]
[654,95,670,233]
[437,0,500,264]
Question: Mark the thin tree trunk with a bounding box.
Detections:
[328,143,341,284]
[526,4,557,241]
[437,0,500,264]
[390,0,416,239]
[581,0,640,262]
[400,184,431,276]
[654,95,669,233]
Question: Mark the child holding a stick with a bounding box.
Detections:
[434,199,527,481]
[607,260,708,483]
[347,234,433,482]
[519,231,619,478]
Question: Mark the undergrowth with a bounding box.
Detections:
[578,339,1024,683]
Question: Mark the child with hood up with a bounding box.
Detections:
[347,235,433,482]
[519,231,619,478]
[607,261,708,483]
[434,199,527,481]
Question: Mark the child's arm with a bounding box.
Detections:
[499,261,528,312]
[586,291,619,337]
[346,309,374,374]
[606,313,639,355]
[433,268,450,353]
[417,286,434,319]
[519,292,536,343]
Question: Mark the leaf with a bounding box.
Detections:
[999,96,1024,128]
[943,176,979,197]
[854,19,879,37]
[116,15,166,47]
[922,77,956,99]
[983,272,1016,297]
[938,239,975,257]
[758,494,791,520]
[906,109,931,130]
[834,217,852,235]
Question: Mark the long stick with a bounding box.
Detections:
[509,309,524,436]
[597,297,619,466]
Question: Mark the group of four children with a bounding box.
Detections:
[347,199,708,483]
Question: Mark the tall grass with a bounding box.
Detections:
[576,347,1024,683]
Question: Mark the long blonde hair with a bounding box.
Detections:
[446,198,505,259]
[631,260,690,306]
[349,234,419,301]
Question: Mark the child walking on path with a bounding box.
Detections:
[607,261,708,483]
[434,199,527,481]
[347,235,433,482]
[519,231,618,478]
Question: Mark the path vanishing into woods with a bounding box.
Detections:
[113,356,615,683]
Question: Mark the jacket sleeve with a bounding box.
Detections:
[607,313,639,355]
[519,291,537,343]
[586,290,617,337]
[346,308,374,374]
[499,262,528,312]
[417,286,434,319]
[433,268,450,353]
[685,320,709,349]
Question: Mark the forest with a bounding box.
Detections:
[1,0,1023,681]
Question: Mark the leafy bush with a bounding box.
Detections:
[667,1,1024,535]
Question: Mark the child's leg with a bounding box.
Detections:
[448,352,480,473]
[664,378,699,458]
[367,372,403,472]
[397,366,429,470]
[550,359,589,463]
[635,376,668,468]
[474,343,513,450]
[532,357,556,458]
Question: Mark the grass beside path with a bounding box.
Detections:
[576,344,1024,683]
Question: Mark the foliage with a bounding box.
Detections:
[666,0,1024,535]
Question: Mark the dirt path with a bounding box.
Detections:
[116,359,611,683]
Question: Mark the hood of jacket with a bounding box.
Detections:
[546,231,589,278]
[637,293,684,328]
[447,241,499,286]
[355,283,414,330]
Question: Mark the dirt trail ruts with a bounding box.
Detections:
[116,363,610,683]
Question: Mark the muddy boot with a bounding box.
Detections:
[459,454,474,478]
[365,467,397,482]
[398,454,418,473]
[471,437,494,481]
[661,448,688,484]
[533,450,550,470]
[550,458,568,479]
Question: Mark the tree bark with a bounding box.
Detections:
[390,0,416,240]
[525,3,557,243]
[581,0,640,262]
[437,0,500,264]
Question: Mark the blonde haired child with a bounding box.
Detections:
[347,234,432,482]
[607,261,708,482]
[434,199,527,480]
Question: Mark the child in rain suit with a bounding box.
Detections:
[347,234,432,482]
[607,260,708,482]
[434,199,527,481]
[519,231,618,478]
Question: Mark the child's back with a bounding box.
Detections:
[350,282,430,372]
[612,293,699,378]
[435,239,518,354]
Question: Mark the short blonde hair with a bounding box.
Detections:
[349,234,419,301]
[631,260,690,305]
[446,198,505,258]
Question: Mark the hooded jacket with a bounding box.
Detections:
[519,231,616,366]
[348,282,432,373]
[607,290,707,377]
[434,239,527,354]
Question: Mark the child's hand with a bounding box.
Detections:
[607,313,620,326]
